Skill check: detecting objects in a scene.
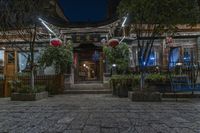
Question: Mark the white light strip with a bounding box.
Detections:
[38,18,57,37]
[122,16,128,27]
[119,36,126,44]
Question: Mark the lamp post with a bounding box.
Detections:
[112,64,117,76]
[176,62,183,75]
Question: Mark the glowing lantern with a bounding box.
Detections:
[166,37,173,44]
[108,39,119,48]
[50,38,62,47]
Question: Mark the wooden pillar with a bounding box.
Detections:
[99,54,103,81]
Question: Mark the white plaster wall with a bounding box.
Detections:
[44,66,56,75]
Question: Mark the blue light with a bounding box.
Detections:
[169,47,180,69]
[150,57,155,60]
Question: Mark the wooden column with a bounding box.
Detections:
[99,54,103,81]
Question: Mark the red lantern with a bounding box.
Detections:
[166,37,173,44]
[50,38,62,47]
[108,39,119,48]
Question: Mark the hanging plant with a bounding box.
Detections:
[103,42,129,74]
[39,40,73,74]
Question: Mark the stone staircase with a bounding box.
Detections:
[64,83,112,94]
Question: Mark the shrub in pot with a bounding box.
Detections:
[9,79,48,101]
[110,75,136,97]
[129,74,163,101]
[145,74,170,92]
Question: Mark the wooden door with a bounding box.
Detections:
[4,51,17,97]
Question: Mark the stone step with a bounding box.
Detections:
[67,83,110,90]
[162,92,200,98]
[66,87,110,90]
[64,89,112,94]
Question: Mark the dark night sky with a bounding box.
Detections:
[59,0,108,22]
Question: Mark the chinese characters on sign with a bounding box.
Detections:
[70,33,106,43]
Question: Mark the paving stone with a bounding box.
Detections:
[86,118,101,126]
[67,121,85,130]
[135,126,156,133]
[173,127,196,133]
[0,94,199,132]
[57,117,74,124]
[119,127,136,133]
[63,130,82,133]
[101,118,118,128]
[151,123,176,133]
[101,127,119,133]
[82,126,100,133]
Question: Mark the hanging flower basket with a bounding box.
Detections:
[108,39,119,48]
[50,38,62,47]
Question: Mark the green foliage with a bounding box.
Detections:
[17,72,31,77]
[17,85,46,93]
[118,0,200,25]
[103,43,130,74]
[8,79,46,93]
[117,0,200,64]
[117,0,200,90]
[146,74,169,84]
[110,75,135,91]
[39,41,73,74]
[110,75,142,90]
[0,0,51,29]
[110,74,170,93]
[8,80,22,93]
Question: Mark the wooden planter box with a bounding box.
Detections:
[128,91,162,102]
[11,91,48,101]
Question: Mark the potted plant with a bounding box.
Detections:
[110,75,134,97]
[145,74,170,92]
[104,43,131,97]
[9,79,48,101]
[128,74,162,102]
[39,40,73,93]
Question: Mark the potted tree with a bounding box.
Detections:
[39,40,73,94]
[104,43,131,97]
[118,0,200,101]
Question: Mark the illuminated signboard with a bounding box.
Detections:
[70,33,106,43]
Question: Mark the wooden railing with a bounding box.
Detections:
[0,74,65,97]
[18,74,64,94]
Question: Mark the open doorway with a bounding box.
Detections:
[73,43,103,83]
[79,60,99,81]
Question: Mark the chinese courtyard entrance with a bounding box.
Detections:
[73,43,103,83]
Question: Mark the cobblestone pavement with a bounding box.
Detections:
[0,95,200,133]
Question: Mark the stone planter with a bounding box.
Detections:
[148,82,171,93]
[11,91,48,101]
[128,91,162,102]
[116,87,129,97]
[112,85,130,97]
